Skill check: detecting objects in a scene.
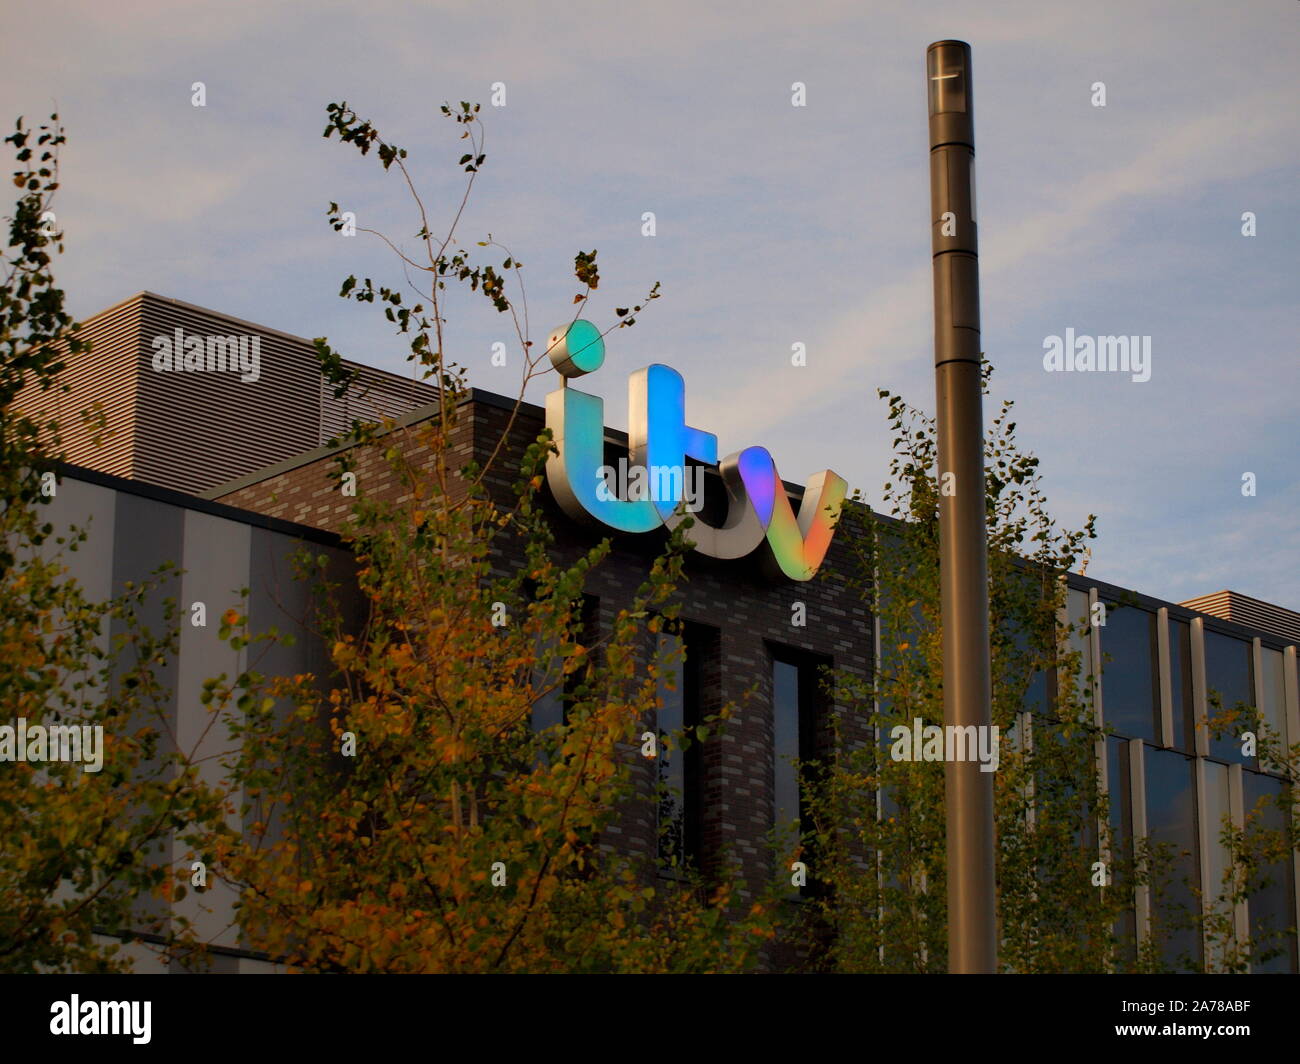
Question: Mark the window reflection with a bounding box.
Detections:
[1201,761,1232,970]
[1106,735,1136,965]
[657,631,687,869]
[1061,588,1092,711]
[530,684,564,733]
[1203,629,1256,767]
[771,649,829,896]
[1144,746,1202,970]
[1169,618,1196,752]
[531,595,598,737]
[1100,604,1159,742]
[1003,612,1050,716]
[773,659,801,849]
[1259,647,1288,770]
[1243,772,1298,973]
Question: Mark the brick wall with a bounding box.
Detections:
[213,393,876,907]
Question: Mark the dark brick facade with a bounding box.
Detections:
[211,388,876,901]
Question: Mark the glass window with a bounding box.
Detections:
[1169,618,1196,752]
[1201,761,1233,970]
[530,684,564,733]
[1031,718,1097,854]
[533,594,598,733]
[1144,746,1202,970]
[773,659,801,851]
[771,648,829,886]
[1260,647,1287,769]
[1024,665,1050,717]
[1243,772,1298,973]
[1203,630,1256,767]
[1060,587,1092,712]
[1106,735,1136,966]
[1100,604,1159,741]
[656,630,687,868]
[1002,606,1050,717]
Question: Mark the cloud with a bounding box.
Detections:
[0,0,1294,607]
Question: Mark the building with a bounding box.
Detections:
[22,291,440,496]
[18,294,1300,972]
[33,462,352,973]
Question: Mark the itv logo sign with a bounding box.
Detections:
[544,321,846,582]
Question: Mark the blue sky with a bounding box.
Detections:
[3,0,1297,609]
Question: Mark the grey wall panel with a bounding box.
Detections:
[110,491,185,929]
[248,526,323,680]
[20,471,347,968]
[26,477,119,706]
[244,527,355,856]
[173,509,250,951]
[247,527,359,679]
[40,476,119,602]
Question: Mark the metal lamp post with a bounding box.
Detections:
[927,39,998,974]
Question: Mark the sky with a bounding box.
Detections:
[3,0,1297,609]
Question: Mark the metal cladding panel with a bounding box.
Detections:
[318,361,440,443]
[1181,590,1232,618]
[133,295,320,495]
[20,291,448,499]
[1181,590,1300,646]
[38,477,120,687]
[34,468,343,957]
[245,525,358,851]
[174,508,250,949]
[13,296,141,480]
[109,489,185,929]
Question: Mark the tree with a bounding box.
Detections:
[1195,686,1300,972]
[203,102,778,972]
[0,115,227,972]
[794,365,1296,973]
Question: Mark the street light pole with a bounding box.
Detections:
[926,39,998,974]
